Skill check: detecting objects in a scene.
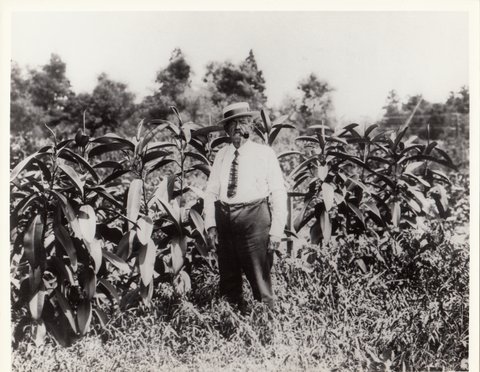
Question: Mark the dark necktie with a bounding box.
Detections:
[227,150,239,198]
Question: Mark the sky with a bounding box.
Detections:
[10,11,470,123]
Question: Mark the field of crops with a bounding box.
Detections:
[10,109,470,371]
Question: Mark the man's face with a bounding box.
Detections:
[225,117,252,148]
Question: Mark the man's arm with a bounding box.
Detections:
[266,147,288,243]
[204,147,225,249]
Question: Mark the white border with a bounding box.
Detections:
[1,2,478,372]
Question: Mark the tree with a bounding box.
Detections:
[295,73,334,130]
[67,73,136,136]
[141,48,193,121]
[381,90,403,128]
[10,54,74,133]
[27,54,74,126]
[446,86,469,114]
[10,62,44,133]
[203,49,267,109]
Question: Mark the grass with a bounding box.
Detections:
[12,218,469,372]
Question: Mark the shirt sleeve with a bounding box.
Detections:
[265,147,288,238]
[204,147,225,231]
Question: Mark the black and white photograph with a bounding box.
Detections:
[2,1,479,371]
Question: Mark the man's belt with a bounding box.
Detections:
[217,197,267,211]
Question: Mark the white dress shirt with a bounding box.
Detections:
[204,140,288,238]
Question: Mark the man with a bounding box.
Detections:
[204,102,288,309]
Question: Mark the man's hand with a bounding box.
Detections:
[267,235,281,255]
[207,227,219,251]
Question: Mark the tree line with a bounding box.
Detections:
[10,48,469,140]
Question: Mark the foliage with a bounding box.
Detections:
[11,215,468,371]
[9,108,225,347]
[381,87,470,140]
[297,73,335,129]
[10,55,74,134]
[67,73,136,137]
[203,49,267,108]
[289,118,456,247]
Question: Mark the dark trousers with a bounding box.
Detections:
[215,198,274,308]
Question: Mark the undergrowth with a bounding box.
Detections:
[12,218,469,372]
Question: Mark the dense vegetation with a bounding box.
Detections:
[10,51,470,371]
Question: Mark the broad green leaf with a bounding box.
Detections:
[182,126,192,144]
[99,278,120,304]
[289,156,318,180]
[186,163,210,177]
[29,266,42,294]
[57,159,84,197]
[431,169,451,184]
[55,289,77,333]
[355,258,368,274]
[103,250,130,273]
[391,201,401,226]
[404,161,424,174]
[33,320,47,347]
[277,151,303,160]
[86,239,103,273]
[272,114,290,126]
[185,151,210,165]
[143,150,172,165]
[48,257,74,285]
[268,124,295,146]
[146,141,178,152]
[310,221,322,245]
[171,236,186,275]
[139,239,157,286]
[10,151,50,182]
[80,266,96,300]
[174,271,192,295]
[58,148,99,182]
[78,205,96,243]
[347,202,365,226]
[364,202,384,226]
[146,158,176,175]
[90,186,124,210]
[23,215,44,268]
[430,184,449,217]
[321,183,335,212]
[295,136,319,144]
[54,225,78,272]
[136,216,153,245]
[29,283,45,320]
[403,173,431,188]
[364,124,379,138]
[93,160,123,169]
[115,230,136,261]
[140,281,154,305]
[189,209,208,256]
[89,142,133,157]
[317,165,329,181]
[210,136,230,149]
[126,179,143,230]
[77,299,92,336]
[101,169,130,185]
[149,175,175,207]
[319,210,332,243]
[293,201,314,232]
[156,198,182,233]
[261,109,272,133]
